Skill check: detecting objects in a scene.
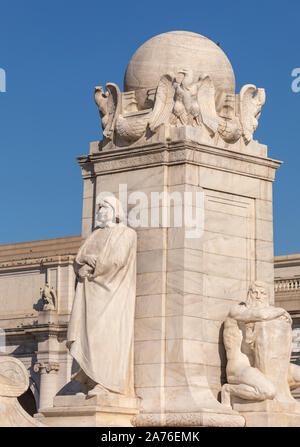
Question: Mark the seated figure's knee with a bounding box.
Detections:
[257,380,276,401]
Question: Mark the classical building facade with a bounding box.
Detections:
[0,236,81,415]
[274,255,300,362]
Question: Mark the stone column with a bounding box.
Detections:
[34,362,60,410]
[33,309,62,411]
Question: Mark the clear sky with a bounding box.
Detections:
[0,0,299,255]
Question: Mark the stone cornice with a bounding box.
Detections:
[0,254,76,272]
[4,322,68,337]
[276,292,300,300]
[77,140,282,182]
[274,254,300,267]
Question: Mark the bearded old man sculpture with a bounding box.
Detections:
[67,196,137,399]
[222,281,300,414]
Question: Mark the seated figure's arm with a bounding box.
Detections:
[229,303,288,323]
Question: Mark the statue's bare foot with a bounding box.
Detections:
[88,383,110,397]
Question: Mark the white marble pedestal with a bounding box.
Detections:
[133,408,245,427]
[78,136,280,426]
[35,393,140,427]
[233,399,300,427]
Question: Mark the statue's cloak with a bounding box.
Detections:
[67,224,137,394]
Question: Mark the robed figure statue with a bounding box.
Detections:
[67,195,137,398]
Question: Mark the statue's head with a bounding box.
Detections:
[95,194,125,228]
[246,281,269,308]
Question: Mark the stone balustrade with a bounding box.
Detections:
[275,278,300,293]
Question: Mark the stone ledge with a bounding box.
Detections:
[238,412,300,427]
[36,393,140,427]
[53,393,140,410]
[0,254,76,271]
[133,411,245,427]
[78,140,281,181]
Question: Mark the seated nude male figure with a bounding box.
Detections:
[221,317,276,407]
[221,281,291,408]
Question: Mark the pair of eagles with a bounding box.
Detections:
[94,69,265,145]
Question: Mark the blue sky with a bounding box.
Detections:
[0,0,299,255]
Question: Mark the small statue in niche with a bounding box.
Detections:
[40,283,56,311]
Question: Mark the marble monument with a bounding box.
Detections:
[7,30,298,427]
[75,30,280,427]
[0,240,299,425]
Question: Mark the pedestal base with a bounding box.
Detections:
[35,393,140,427]
[37,309,58,325]
[233,399,300,427]
[133,410,245,427]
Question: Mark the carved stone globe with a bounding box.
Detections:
[124,30,235,109]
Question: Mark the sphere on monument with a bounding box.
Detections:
[124,30,235,109]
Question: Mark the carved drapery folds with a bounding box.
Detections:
[94,70,265,148]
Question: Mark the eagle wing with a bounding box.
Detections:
[239,84,266,143]
[149,74,175,132]
[197,75,219,135]
[104,83,122,139]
